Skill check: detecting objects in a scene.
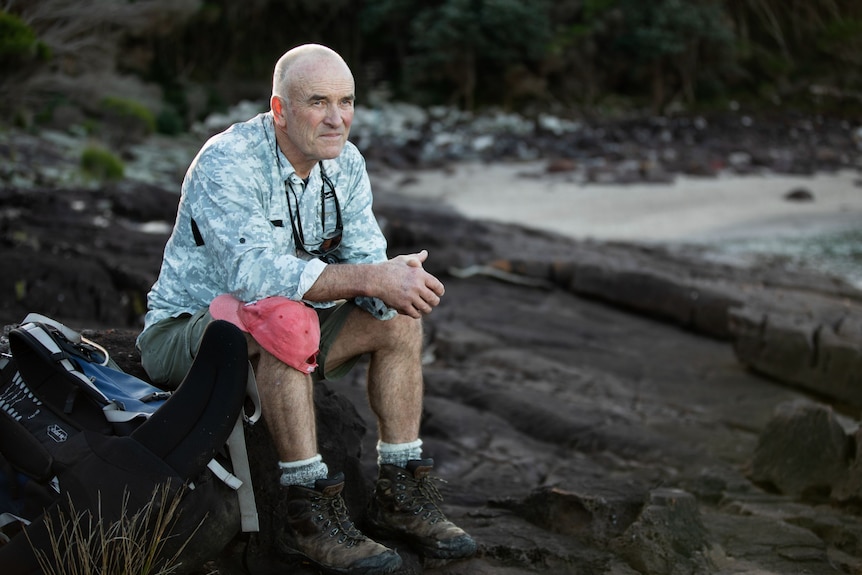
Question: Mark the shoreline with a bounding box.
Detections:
[374,163,862,288]
[374,163,862,244]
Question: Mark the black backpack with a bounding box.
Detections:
[0,318,250,574]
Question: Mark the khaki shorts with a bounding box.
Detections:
[138,301,360,388]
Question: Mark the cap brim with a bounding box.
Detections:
[209,294,249,332]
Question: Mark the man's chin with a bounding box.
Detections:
[317,143,347,159]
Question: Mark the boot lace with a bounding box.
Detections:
[399,472,448,524]
[313,492,366,547]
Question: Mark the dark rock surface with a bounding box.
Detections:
[3,113,862,573]
[6,183,862,574]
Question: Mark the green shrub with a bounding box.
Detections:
[101,96,156,134]
[156,105,184,135]
[80,146,125,180]
[0,10,48,62]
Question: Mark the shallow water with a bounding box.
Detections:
[700,226,862,289]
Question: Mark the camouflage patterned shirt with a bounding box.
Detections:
[141,112,395,334]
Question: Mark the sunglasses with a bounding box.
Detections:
[285,165,343,263]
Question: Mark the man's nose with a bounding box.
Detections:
[323,103,343,126]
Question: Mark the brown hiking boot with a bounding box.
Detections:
[366,459,477,560]
[283,473,402,575]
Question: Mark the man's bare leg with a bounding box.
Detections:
[249,338,318,462]
[324,309,477,559]
[249,324,405,573]
[324,309,424,443]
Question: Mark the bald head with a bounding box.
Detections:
[272,44,353,102]
[269,44,356,177]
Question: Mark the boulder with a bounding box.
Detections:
[613,488,711,575]
[749,401,850,498]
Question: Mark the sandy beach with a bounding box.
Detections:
[375,163,862,245]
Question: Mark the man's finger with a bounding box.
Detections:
[405,250,428,268]
[427,276,445,297]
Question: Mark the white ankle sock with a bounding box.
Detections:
[377,438,423,468]
[278,454,328,488]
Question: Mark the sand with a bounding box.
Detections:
[375,162,862,245]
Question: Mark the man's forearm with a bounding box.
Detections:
[302,262,376,303]
[302,251,444,319]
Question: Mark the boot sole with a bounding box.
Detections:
[280,543,403,575]
[365,520,478,560]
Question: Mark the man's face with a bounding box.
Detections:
[273,57,355,176]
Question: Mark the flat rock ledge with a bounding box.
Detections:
[482,229,862,409]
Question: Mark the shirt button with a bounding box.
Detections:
[239,237,246,243]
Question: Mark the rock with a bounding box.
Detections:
[785,187,815,202]
[0,185,170,328]
[495,481,647,544]
[545,158,577,173]
[749,401,850,498]
[833,425,862,501]
[491,482,715,574]
[729,302,862,407]
[613,488,711,575]
[107,179,183,222]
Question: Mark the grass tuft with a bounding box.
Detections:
[28,483,204,575]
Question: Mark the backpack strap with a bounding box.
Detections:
[225,415,259,532]
[0,408,53,483]
[18,324,95,392]
[244,361,262,424]
[131,320,248,477]
[14,323,112,409]
[20,313,82,345]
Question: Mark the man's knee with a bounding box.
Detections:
[380,314,423,350]
[333,310,422,359]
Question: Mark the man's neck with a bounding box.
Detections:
[273,125,315,179]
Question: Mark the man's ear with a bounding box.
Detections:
[271,96,284,122]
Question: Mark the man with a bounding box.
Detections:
[137,44,476,574]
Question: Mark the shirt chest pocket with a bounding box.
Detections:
[265,203,292,247]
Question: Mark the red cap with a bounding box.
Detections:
[210,294,320,374]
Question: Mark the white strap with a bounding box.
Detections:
[0,512,29,529]
[21,314,81,344]
[225,415,259,532]
[207,458,243,490]
[0,513,29,544]
[102,404,150,423]
[244,362,262,425]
